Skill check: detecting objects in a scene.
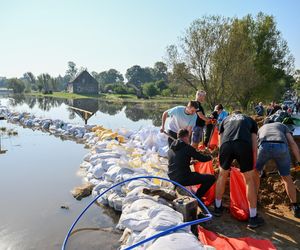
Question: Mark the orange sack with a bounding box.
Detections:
[198,226,276,250]
[230,167,249,221]
[193,160,215,206]
[208,126,219,150]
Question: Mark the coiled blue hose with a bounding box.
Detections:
[62,176,213,250]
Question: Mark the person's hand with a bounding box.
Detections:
[205,119,212,125]
[294,162,300,172]
[160,127,164,133]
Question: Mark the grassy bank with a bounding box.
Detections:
[27,92,188,103]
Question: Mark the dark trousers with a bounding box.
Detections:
[170,172,216,199]
[204,124,214,146]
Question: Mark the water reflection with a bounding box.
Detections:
[6,95,185,127]
[68,99,99,124]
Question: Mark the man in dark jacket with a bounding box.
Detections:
[168,129,216,199]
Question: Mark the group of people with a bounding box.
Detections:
[161,90,300,229]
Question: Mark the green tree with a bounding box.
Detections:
[22,72,36,93]
[7,78,25,93]
[166,16,231,108]
[125,65,154,86]
[153,61,168,82]
[98,69,124,84]
[65,61,78,81]
[37,73,51,93]
[142,82,159,97]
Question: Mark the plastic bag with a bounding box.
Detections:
[198,226,276,250]
[193,161,216,206]
[208,126,218,150]
[230,167,249,221]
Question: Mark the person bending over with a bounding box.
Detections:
[255,121,300,218]
[168,129,216,200]
[160,101,198,146]
[215,111,264,229]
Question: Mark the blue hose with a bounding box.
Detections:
[62,176,212,250]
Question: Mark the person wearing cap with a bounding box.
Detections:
[255,121,300,218]
[160,101,198,146]
[168,128,216,200]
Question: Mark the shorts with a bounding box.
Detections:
[192,126,204,144]
[256,142,291,176]
[219,140,253,173]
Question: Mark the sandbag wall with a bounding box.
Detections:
[0,105,213,250]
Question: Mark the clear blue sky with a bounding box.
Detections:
[1,0,300,78]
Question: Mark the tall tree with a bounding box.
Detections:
[166,15,231,108]
[125,65,154,86]
[23,72,36,92]
[7,78,25,93]
[37,73,51,92]
[153,61,168,82]
[65,61,78,81]
[98,69,124,84]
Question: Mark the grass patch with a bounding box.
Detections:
[26,92,188,103]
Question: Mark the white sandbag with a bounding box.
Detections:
[103,165,122,182]
[149,208,183,231]
[147,232,206,250]
[115,127,134,138]
[128,198,159,213]
[83,153,92,162]
[148,204,176,218]
[86,172,94,181]
[118,210,150,232]
[92,163,107,179]
[93,181,113,192]
[126,180,151,192]
[108,192,124,211]
[94,147,111,154]
[80,161,92,170]
[89,178,101,186]
[97,188,109,205]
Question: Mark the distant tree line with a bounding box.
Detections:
[1,12,298,110]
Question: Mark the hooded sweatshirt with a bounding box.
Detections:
[167,139,212,179]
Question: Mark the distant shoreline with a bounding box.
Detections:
[25,92,189,104]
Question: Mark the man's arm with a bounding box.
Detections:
[186,125,193,139]
[188,144,212,162]
[160,111,168,133]
[197,111,210,122]
[286,133,300,162]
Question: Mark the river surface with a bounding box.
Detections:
[0,95,184,250]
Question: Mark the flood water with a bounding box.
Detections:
[0,95,184,250]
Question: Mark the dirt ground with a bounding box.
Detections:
[201,164,300,250]
[203,203,300,250]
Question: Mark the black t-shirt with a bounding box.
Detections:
[196,101,205,127]
[219,114,258,145]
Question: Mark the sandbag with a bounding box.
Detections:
[198,226,276,250]
[208,126,218,150]
[193,161,215,206]
[117,210,150,232]
[230,167,249,221]
[148,232,206,250]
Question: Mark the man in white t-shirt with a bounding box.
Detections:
[160,101,198,146]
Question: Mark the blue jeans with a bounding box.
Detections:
[192,126,204,144]
[256,142,291,176]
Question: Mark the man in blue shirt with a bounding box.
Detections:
[160,101,198,146]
